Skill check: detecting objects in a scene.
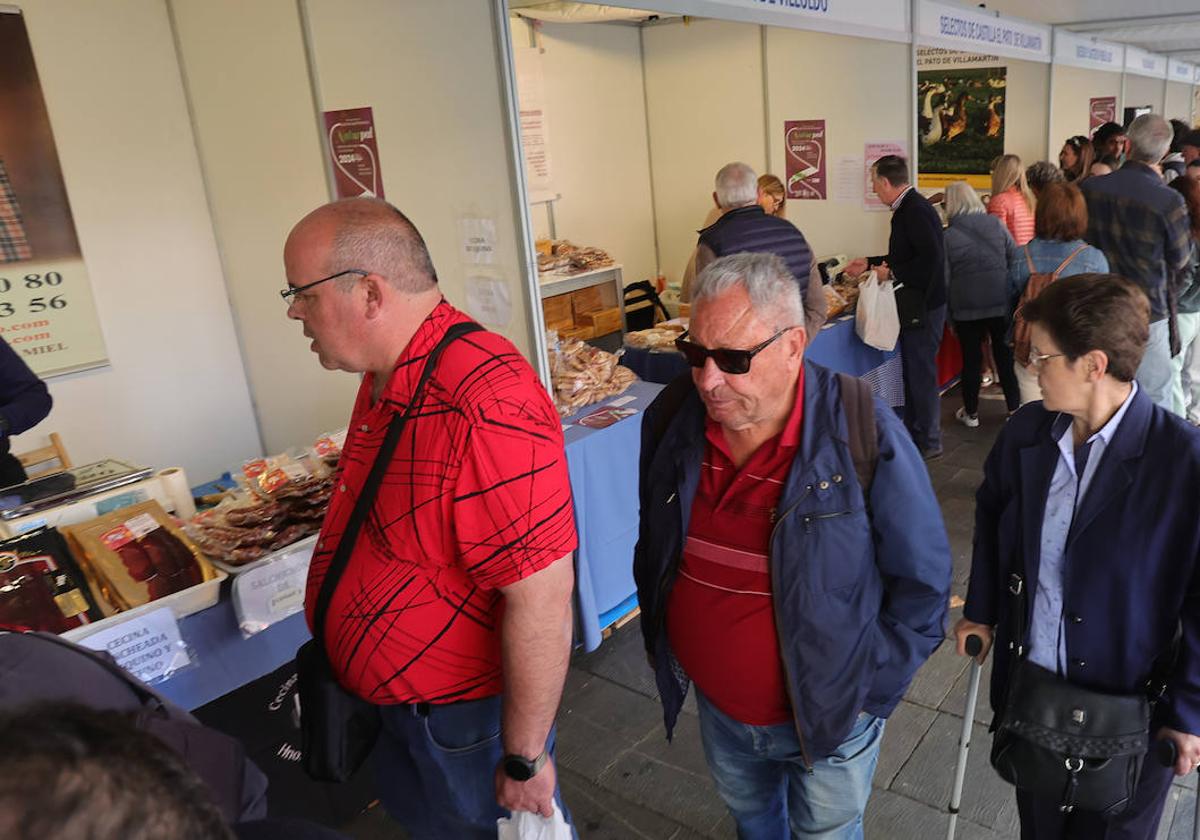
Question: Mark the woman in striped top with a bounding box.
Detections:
[987,154,1036,246]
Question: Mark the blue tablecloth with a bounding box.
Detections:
[158,589,310,711]
[563,380,664,652]
[620,317,903,406]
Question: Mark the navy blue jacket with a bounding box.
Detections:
[966,389,1200,734]
[698,205,813,298]
[634,363,951,755]
[0,337,50,454]
[886,188,947,311]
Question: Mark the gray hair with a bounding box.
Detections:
[691,252,803,329]
[325,197,438,293]
[714,162,759,209]
[1127,114,1172,165]
[944,181,986,219]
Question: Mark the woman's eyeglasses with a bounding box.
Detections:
[674,328,795,375]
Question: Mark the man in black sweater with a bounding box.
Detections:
[0,337,51,486]
[846,155,947,458]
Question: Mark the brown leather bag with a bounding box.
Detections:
[1012,245,1087,367]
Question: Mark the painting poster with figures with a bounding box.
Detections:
[0,10,108,377]
[916,49,1007,190]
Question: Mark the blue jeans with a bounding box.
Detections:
[898,304,946,453]
[695,692,884,840]
[373,696,573,840]
[1136,319,1174,413]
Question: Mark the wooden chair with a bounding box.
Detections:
[16,432,72,478]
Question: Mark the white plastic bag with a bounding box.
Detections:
[855,271,900,351]
[497,803,572,840]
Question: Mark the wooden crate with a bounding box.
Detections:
[579,306,623,336]
[559,324,595,342]
[571,286,605,318]
[542,294,573,327]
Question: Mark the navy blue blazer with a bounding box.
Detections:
[965,387,1200,734]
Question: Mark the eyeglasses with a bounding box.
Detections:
[280,268,369,302]
[674,328,795,375]
[1028,350,1064,369]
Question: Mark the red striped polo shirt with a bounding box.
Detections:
[666,370,805,726]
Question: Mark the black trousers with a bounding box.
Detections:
[898,304,945,453]
[954,316,1021,414]
[1014,746,1175,840]
[0,452,26,489]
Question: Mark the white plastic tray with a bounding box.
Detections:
[61,568,228,644]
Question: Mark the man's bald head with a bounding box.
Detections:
[288,198,438,293]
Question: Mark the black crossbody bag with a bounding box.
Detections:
[989,561,1172,816]
[297,321,483,783]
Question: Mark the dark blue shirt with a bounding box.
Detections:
[0,337,51,453]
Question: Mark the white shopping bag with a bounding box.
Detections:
[497,803,573,840]
[855,271,900,351]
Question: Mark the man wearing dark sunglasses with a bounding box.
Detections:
[635,252,951,839]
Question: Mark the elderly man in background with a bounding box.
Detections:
[845,155,948,459]
[284,198,577,838]
[692,161,826,336]
[1082,113,1192,412]
[635,252,951,838]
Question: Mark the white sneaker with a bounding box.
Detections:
[956,407,979,428]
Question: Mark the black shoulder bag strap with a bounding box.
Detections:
[310,321,483,648]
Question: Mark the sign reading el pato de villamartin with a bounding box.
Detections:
[323,107,385,199]
[0,11,109,377]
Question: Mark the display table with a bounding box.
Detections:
[158,592,309,711]
[620,315,904,407]
[562,380,664,652]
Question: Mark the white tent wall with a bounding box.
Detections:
[173,0,540,453]
[170,0,359,456]
[1003,59,1052,169]
[1165,81,1195,123]
[5,0,262,481]
[642,19,766,288]
[764,26,908,258]
[512,18,659,287]
[303,0,536,359]
[1125,74,1166,115]
[1048,64,1122,156]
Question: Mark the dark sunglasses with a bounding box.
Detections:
[674,328,795,375]
[280,268,369,302]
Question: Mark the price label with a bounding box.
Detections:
[231,544,313,636]
[77,607,191,684]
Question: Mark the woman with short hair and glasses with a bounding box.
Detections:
[955,273,1200,840]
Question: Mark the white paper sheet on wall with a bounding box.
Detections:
[513,47,555,196]
[465,275,513,328]
[833,156,861,203]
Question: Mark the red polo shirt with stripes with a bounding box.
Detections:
[666,370,804,726]
[304,300,577,705]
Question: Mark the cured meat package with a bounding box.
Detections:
[0,526,103,633]
[64,501,217,614]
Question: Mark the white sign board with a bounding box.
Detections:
[1125,46,1168,79]
[1169,59,1196,84]
[78,606,190,684]
[1053,31,1124,74]
[916,1,1050,64]
[605,0,908,42]
[232,545,312,636]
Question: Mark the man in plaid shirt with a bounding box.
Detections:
[1082,114,1191,412]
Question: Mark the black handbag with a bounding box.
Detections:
[989,569,1162,816]
[297,320,483,783]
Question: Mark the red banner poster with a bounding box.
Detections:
[1089,97,1117,136]
[784,120,826,200]
[323,108,384,199]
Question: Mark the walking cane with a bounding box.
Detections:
[947,634,984,840]
[1155,738,1200,840]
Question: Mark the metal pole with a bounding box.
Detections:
[948,637,984,840]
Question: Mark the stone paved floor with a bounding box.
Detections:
[346,389,1200,839]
